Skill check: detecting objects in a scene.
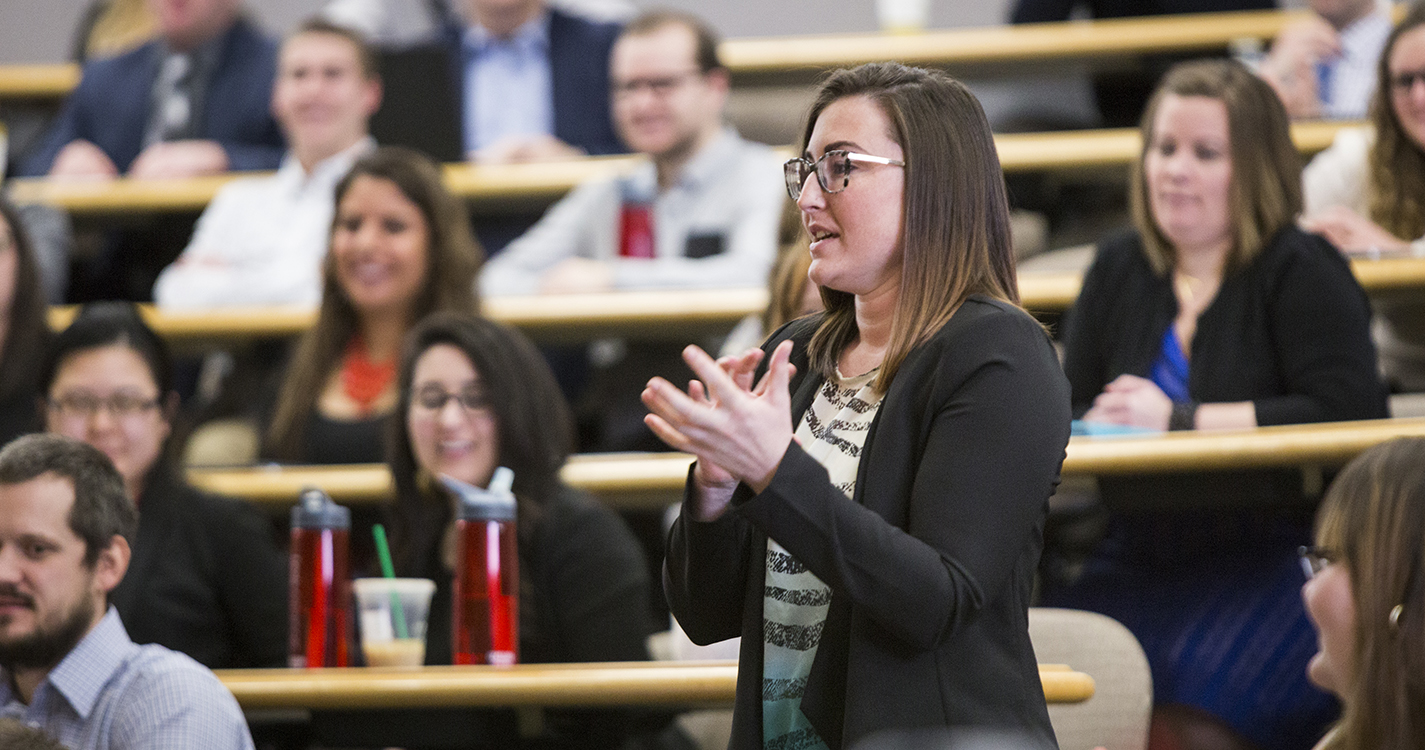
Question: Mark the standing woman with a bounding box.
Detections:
[1301,438,1425,750]
[1054,60,1386,750]
[1302,2,1425,391]
[646,63,1071,748]
[264,146,481,464]
[0,198,52,444]
[42,302,287,668]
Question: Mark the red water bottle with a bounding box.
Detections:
[446,468,519,665]
[289,488,351,668]
[619,202,655,259]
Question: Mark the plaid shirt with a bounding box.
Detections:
[0,607,253,750]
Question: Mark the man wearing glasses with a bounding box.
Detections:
[480,10,784,297]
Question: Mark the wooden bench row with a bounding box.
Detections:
[40,250,1425,348]
[186,417,1425,511]
[215,661,1093,710]
[0,7,1340,101]
[7,121,1351,216]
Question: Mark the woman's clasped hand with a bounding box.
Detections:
[643,342,795,513]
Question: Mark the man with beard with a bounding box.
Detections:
[0,434,253,750]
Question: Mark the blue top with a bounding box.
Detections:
[462,13,554,154]
[0,608,253,750]
[1149,326,1191,403]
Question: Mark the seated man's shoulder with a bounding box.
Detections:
[118,645,237,704]
[549,6,622,45]
[105,645,250,747]
[75,39,161,88]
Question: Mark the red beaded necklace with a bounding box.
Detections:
[341,336,396,414]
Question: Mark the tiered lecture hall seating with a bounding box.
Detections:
[8,12,1414,744]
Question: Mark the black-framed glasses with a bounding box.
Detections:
[1298,545,1340,580]
[47,392,161,420]
[412,385,491,414]
[783,150,906,201]
[1391,67,1425,93]
[610,69,704,99]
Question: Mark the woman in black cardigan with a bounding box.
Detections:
[1051,60,1387,750]
[645,63,1071,748]
[41,303,287,669]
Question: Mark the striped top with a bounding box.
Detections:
[762,368,883,750]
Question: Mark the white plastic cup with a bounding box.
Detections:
[353,577,436,667]
[876,0,931,32]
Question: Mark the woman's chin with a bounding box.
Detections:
[1306,652,1343,697]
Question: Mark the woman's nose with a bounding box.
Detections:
[797,172,826,211]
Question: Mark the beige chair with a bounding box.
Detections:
[1029,607,1152,750]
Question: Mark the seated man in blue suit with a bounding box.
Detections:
[22,0,284,180]
[451,0,624,163]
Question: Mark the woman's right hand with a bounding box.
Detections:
[684,347,767,519]
[643,342,796,520]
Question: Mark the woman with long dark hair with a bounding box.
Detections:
[373,311,652,747]
[264,146,481,464]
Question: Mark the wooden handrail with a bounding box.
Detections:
[0,9,1346,99]
[187,418,1425,508]
[6,121,1354,215]
[214,661,1094,709]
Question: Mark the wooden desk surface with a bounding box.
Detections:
[723,9,1307,76]
[1019,254,1424,312]
[0,63,80,98]
[186,417,1425,508]
[0,9,1311,101]
[995,119,1345,173]
[47,289,770,346]
[186,452,699,510]
[7,121,1352,215]
[43,251,1417,348]
[215,661,1093,709]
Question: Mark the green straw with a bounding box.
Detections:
[371,524,409,640]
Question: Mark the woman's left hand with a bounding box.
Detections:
[1301,206,1409,255]
[641,341,796,494]
[1083,374,1173,430]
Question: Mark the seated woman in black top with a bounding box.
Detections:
[312,311,652,749]
[1050,60,1387,750]
[42,302,287,668]
[263,146,481,464]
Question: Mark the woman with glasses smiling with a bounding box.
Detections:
[646,63,1071,748]
[359,311,654,747]
[40,302,287,670]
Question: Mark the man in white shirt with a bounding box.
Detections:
[1259,0,1391,120]
[480,10,783,297]
[0,434,253,750]
[153,19,381,309]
